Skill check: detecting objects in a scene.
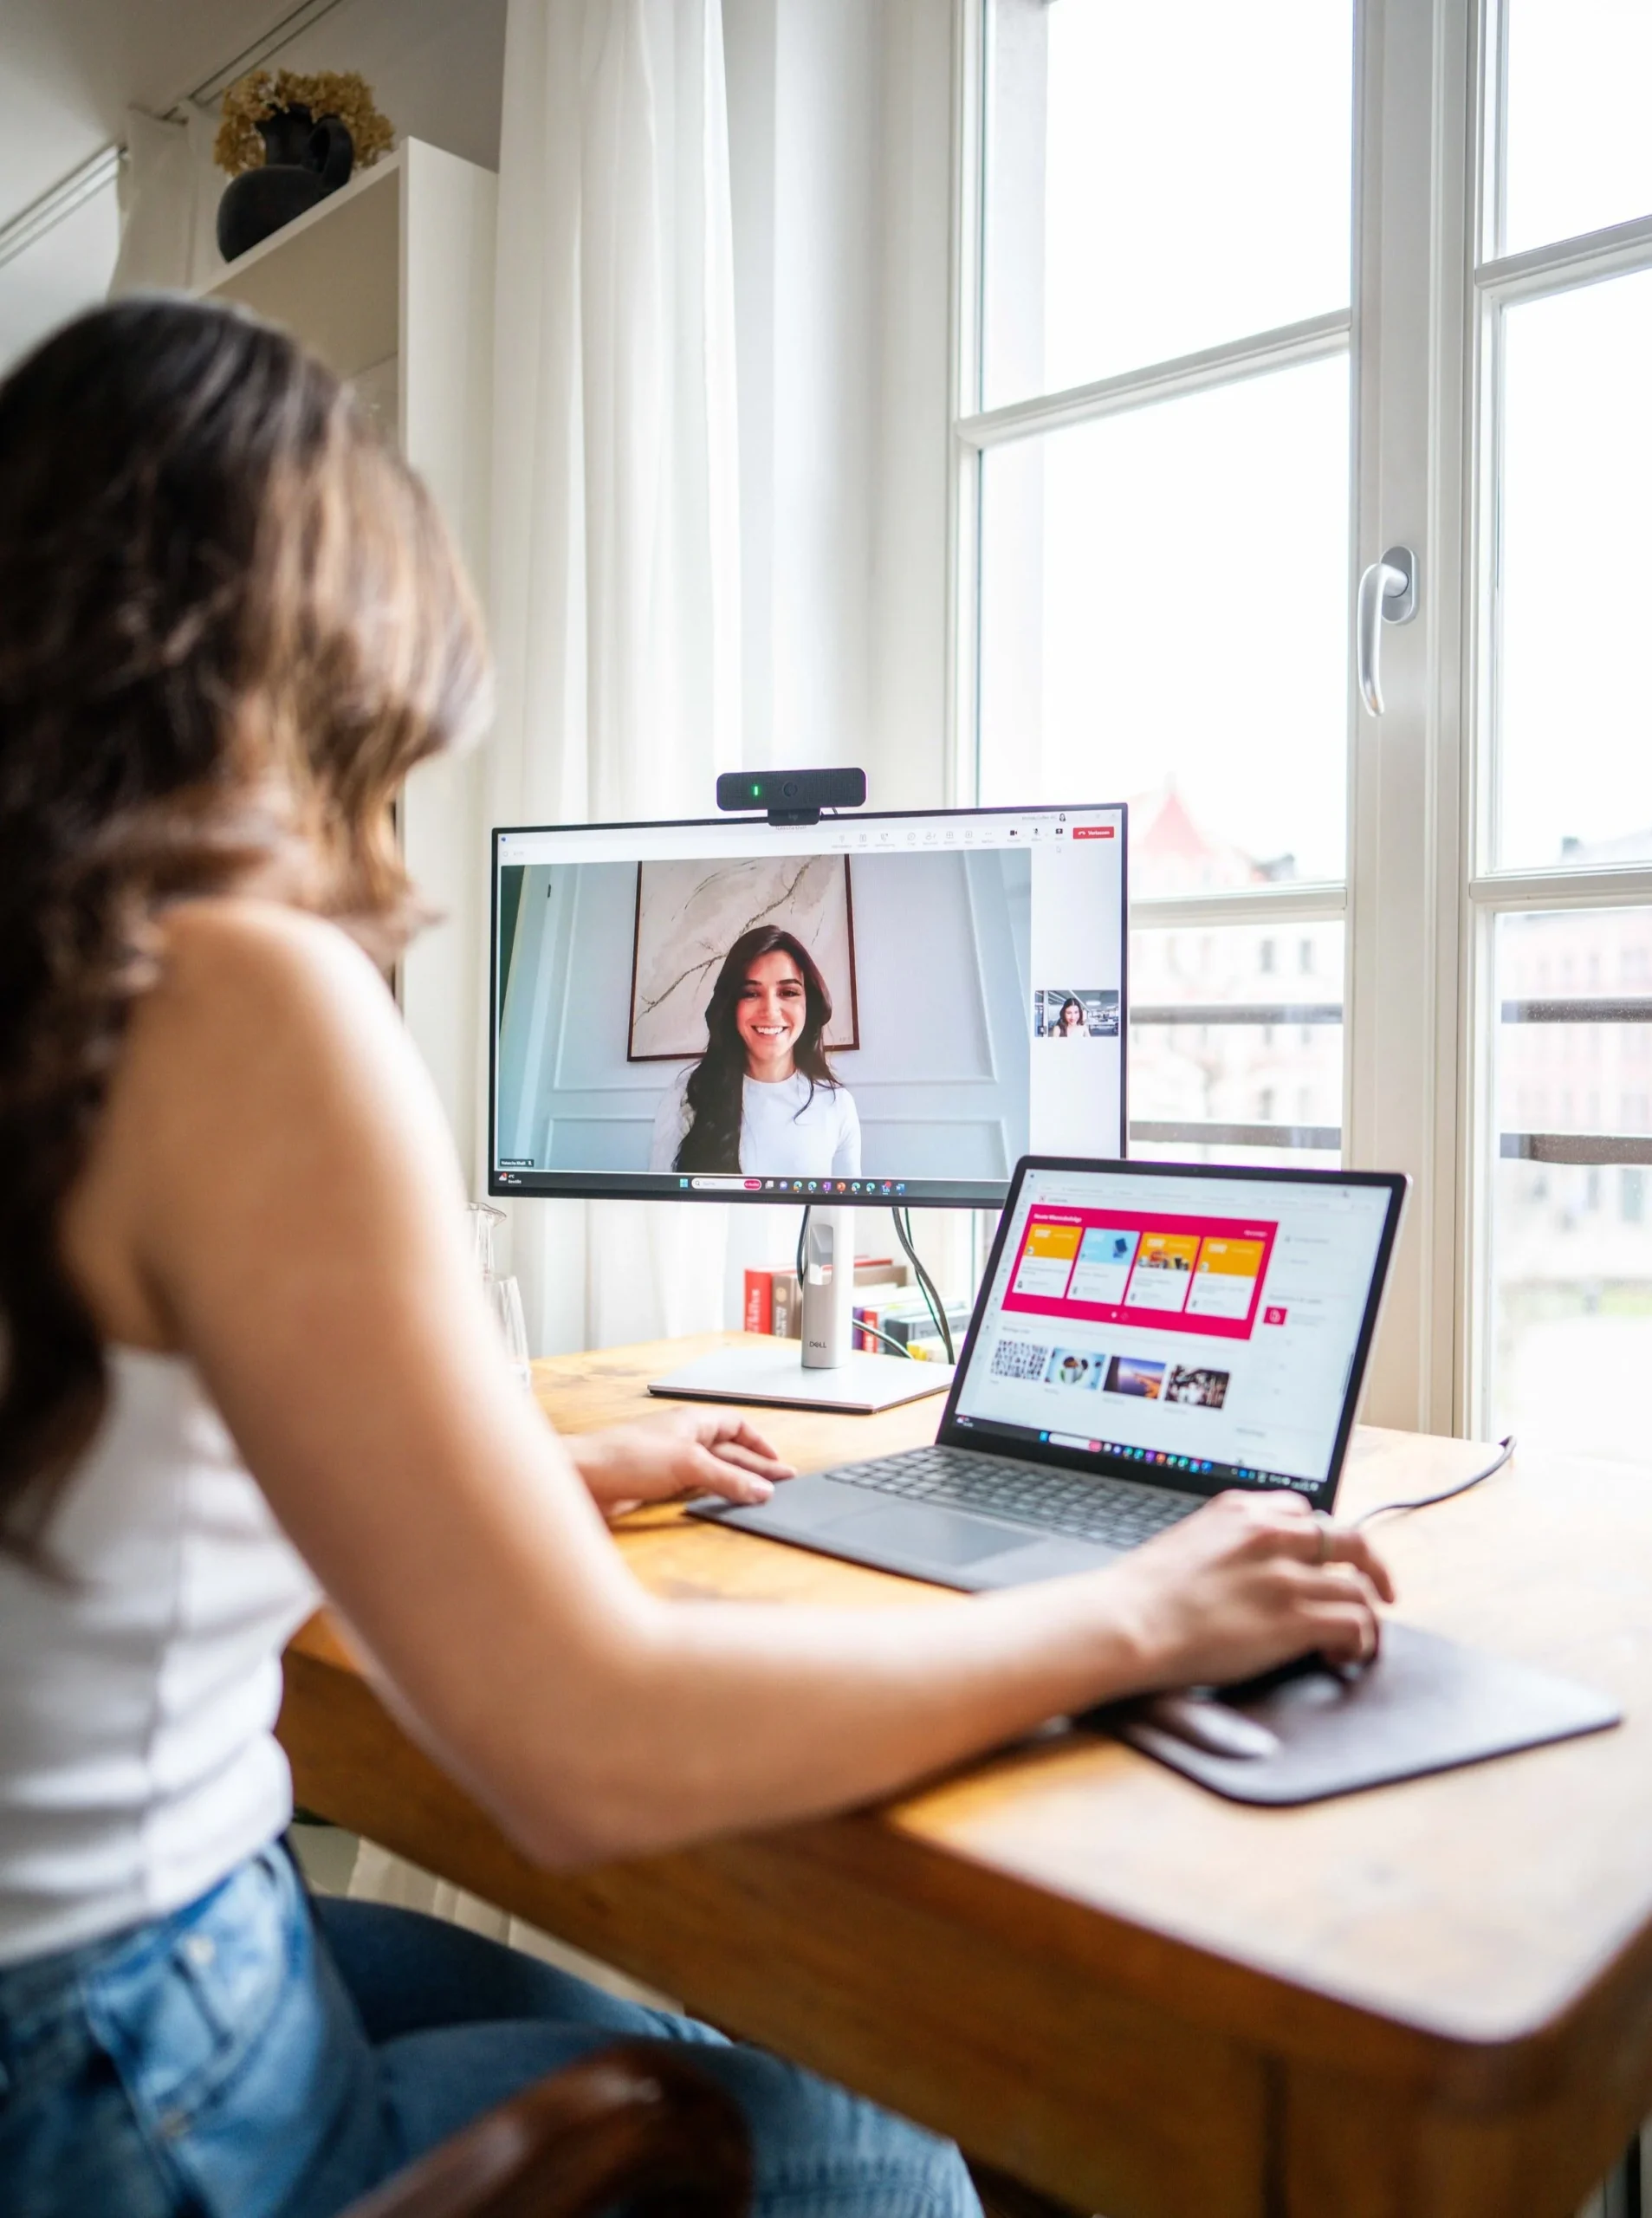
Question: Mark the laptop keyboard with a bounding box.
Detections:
[823,1445,1203,1552]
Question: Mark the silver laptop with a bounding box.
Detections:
[690,1156,1408,1591]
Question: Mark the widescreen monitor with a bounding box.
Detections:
[489,803,1127,1209]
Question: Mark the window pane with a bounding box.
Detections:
[981,0,1352,408]
[1487,908,1652,1460]
[978,358,1349,892]
[1493,271,1652,872]
[1500,2,1652,256]
[1130,922,1344,1166]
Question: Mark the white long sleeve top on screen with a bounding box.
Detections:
[648,1067,861,1177]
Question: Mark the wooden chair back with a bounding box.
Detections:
[340,2039,751,2218]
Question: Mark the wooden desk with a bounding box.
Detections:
[280,1332,1652,2218]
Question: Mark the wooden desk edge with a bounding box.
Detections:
[282,1331,1652,2191]
[280,1613,1651,2117]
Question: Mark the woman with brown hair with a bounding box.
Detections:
[0,299,1391,2218]
[648,924,860,1177]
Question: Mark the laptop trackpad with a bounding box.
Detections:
[827,1504,1022,1566]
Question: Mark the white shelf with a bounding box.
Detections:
[201,150,402,384]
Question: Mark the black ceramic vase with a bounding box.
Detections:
[217,107,354,263]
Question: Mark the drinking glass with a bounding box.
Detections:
[468,1199,506,1278]
[486,1271,532,1393]
[468,1201,531,1391]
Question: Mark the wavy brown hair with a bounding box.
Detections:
[0,295,489,1551]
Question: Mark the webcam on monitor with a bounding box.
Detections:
[716,767,866,826]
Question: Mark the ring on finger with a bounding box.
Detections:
[1311,1509,1335,1566]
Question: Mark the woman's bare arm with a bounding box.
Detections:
[63,902,1390,1868]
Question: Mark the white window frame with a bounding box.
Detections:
[947,0,1652,1439]
[1343,0,1473,1436]
[1461,0,1652,1435]
[948,6,1356,1165]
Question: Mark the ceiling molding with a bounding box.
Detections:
[167,0,355,114]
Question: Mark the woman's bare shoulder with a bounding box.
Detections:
[131,898,426,1137]
[115,898,400,1138]
[68,900,448,1347]
[155,898,387,1015]
[144,896,425,1087]
[62,904,403,1346]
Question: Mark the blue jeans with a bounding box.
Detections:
[0,1843,980,2218]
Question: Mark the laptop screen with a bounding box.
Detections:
[945,1160,1403,1508]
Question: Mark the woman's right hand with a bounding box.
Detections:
[1099,1489,1396,1693]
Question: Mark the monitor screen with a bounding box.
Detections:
[943,1159,1404,1505]
[489,804,1126,1206]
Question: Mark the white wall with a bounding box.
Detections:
[272,0,507,172]
[0,176,120,373]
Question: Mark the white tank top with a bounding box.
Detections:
[0,1347,319,1963]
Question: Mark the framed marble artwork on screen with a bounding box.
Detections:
[628,855,859,1060]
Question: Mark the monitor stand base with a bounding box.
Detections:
[647,1343,953,1415]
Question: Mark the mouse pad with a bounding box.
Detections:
[1078,1622,1621,1805]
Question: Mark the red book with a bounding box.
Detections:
[743,1269,774,1334]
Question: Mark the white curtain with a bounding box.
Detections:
[489,0,742,1359]
[350,0,742,1951]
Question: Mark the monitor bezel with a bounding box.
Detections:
[935,1153,1409,1512]
[488,803,1130,1208]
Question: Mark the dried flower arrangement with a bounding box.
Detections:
[214,70,394,178]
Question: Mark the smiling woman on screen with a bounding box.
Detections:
[648,926,861,1177]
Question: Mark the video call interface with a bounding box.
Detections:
[953,1167,1394,1499]
[491,807,1126,1205]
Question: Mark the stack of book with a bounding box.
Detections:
[742,1259,966,1361]
[857,1295,971,1362]
[743,1266,802,1339]
[743,1257,911,1344]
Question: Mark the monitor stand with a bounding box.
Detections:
[647,1340,951,1414]
[647,1207,955,1416]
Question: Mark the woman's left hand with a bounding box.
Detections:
[567,1406,796,1519]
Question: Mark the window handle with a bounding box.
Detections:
[1356,545,1418,716]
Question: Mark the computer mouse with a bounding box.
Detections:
[1223,1649,1373,1702]
[1141,1692,1281,1761]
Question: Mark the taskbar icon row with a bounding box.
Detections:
[1040,1434,1219,1479]
[1034,1436,1312,1496]
[675,1176,908,1197]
